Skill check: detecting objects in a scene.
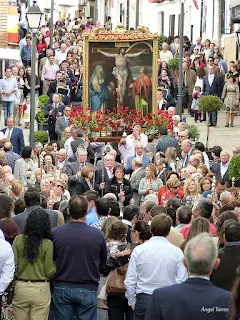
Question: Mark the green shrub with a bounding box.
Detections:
[35,110,48,123]
[168,57,179,70]
[158,35,168,51]
[186,124,200,141]
[34,131,48,145]
[38,94,49,107]
[229,154,240,180]
[198,96,224,113]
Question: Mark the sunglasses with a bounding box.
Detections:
[171,186,180,189]
[57,184,64,188]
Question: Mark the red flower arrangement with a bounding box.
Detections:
[69,106,171,137]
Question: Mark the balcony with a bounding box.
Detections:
[78,0,87,7]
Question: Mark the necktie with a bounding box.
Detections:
[109,168,113,178]
[7,129,11,140]
[184,72,187,87]
[65,118,68,126]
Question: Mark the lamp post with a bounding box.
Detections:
[50,0,54,48]
[26,1,44,147]
[177,0,185,118]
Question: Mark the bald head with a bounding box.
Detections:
[135,142,144,156]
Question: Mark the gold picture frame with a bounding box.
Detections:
[82,26,159,114]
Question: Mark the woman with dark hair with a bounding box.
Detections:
[14,147,35,187]
[222,73,239,127]
[76,165,94,194]
[12,209,56,319]
[37,33,47,60]
[105,165,133,206]
[131,220,151,244]
[0,218,19,245]
[181,217,210,251]
[215,210,238,247]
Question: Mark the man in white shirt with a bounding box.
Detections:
[118,125,148,160]
[55,43,68,64]
[125,214,187,320]
[41,55,60,94]
[0,230,15,295]
[159,42,173,63]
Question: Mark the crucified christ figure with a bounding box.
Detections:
[97,47,148,104]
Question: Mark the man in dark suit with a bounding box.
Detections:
[181,139,194,167]
[145,233,231,320]
[13,188,59,233]
[125,142,150,174]
[129,158,145,206]
[45,93,65,141]
[211,150,231,186]
[156,127,178,153]
[211,220,240,291]
[202,65,224,126]
[66,149,91,195]
[47,71,71,105]
[70,129,94,159]
[55,105,71,141]
[1,117,25,155]
[94,153,115,194]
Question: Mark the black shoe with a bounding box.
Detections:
[209,123,214,127]
[225,124,229,127]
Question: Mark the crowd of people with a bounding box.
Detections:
[158,36,240,127]
[1,14,240,320]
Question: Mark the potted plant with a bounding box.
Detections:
[158,35,168,51]
[198,96,224,149]
[35,110,48,131]
[168,57,179,71]
[34,131,48,145]
[168,57,179,95]
[38,94,49,108]
[229,153,240,187]
[186,124,200,142]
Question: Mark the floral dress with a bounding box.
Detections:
[222,82,240,113]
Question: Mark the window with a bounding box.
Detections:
[221,0,231,34]
[169,15,175,37]
[158,12,164,35]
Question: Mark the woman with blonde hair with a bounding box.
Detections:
[160,176,184,205]
[139,163,163,204]
[199,177,212,194]
[0,150,8,166]
[197,164,210,177]
[181,217,210,251]
[165,147,177,171]
[11,180,24,199]
[182,178,201,208]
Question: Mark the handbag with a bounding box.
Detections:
[0,261,28,305]
[106,263,128,295]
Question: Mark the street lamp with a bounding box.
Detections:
[177,0,185,119]
[26,1,43,147]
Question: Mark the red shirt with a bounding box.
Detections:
[181,223,216,239]
[37,42,47,54]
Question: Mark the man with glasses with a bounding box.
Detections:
[204,57,220,75]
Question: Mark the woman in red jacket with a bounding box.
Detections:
[37,33,47,60]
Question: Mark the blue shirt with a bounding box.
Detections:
[0,76,18,102]
[20,44,32,61]
[86,208,98,226]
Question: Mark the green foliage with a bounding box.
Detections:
[35,110,48,123]
[229,154,240,180]
[198,96,224,113]
[158,35,168,51]
[38,94,49,107]
[186,124,200,141]
[34,131,48,145]
[168,57,179,70]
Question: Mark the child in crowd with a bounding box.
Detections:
[22,95,31,128]
[98,221,131,307]
[191,86,202,122]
